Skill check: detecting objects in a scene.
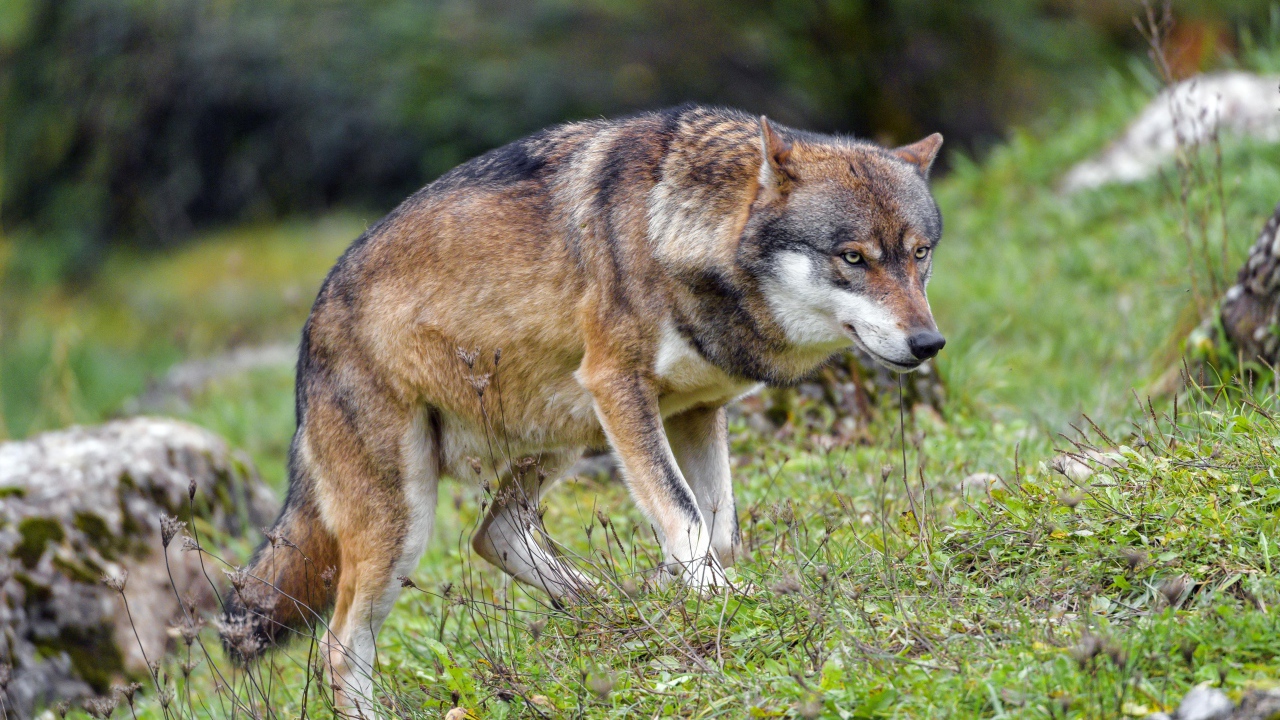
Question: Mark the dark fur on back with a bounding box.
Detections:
[220,105,945,673]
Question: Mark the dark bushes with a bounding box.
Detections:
[0,0,1271,275]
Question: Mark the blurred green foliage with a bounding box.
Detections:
[7,50,1280,441]
[2,0,1274,278]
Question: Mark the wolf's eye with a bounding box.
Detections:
[914,246,930,260]
[842,251,864,265]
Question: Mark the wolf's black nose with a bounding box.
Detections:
[907,330,946,360]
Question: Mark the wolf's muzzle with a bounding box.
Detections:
[907,330,946,360]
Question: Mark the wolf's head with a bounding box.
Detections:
[742,117,945,372]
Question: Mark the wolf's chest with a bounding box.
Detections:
[654,324,759,416]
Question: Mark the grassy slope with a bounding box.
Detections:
[929,72,1280,426]
[1,66,1279,718]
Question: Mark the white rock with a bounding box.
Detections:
[1063,72,1280,192]
[1176,684,1234,720]
[0,418,276,717]
[130,342,297,411]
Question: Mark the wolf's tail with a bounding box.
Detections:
[220,467,339,663]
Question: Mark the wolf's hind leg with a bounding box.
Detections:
[666,406,741,566]
[316,407,440,716]
[472,453,595,601]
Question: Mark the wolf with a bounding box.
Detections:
[221,105,945,707]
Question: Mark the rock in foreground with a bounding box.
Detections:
[0,418,276,718]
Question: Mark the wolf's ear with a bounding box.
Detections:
[757,116,794,201]
[891,133,944,178]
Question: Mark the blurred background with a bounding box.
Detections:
[3,0,1280,449]
[3,0,1269,276]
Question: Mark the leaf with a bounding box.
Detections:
[898,510,919,536]
[820,657,845,691]
[422,637,452,663]
[853,689,900,718]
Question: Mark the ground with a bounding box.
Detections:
[1,62,1279,719]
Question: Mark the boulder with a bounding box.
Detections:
[1173,202,1280,392]
[128,343,296,413]
[1219,203,1280,364]
[1177,686,1235,720]
[1229,688,1280,720]
[1148,685,1280,720]
[0,418,276,718]
[1063,72,1280,193]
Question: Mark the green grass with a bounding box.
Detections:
[928,68,1280,426]
[0,215,360,434]
[3,61,1280,718]
[360,394,1279,719]
[134,382,1280,719]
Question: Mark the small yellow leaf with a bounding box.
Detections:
[898,510,919,536]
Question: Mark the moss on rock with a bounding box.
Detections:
[15,517,64,569]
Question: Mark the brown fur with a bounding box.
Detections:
[221,105,944,708]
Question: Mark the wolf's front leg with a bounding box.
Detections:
[580,367,724,588]
[665,405,742,566]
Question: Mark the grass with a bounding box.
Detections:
[928,68,1280,426]
[0,214,360,434]
[116,372,1280,719]
[360,390,1279,719]
[2,54,1280,718]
